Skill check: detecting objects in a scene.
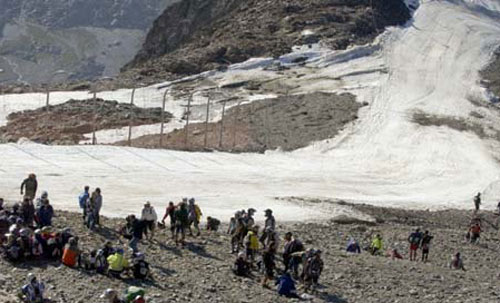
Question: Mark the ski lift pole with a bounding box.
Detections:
[219,98,227,149]
[92,90,97,145]
[128,87,136,146]
[185,94,192,149]
[204,94,211,149]
[159,89,168,147]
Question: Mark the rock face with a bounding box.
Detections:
[0,0,176,85]
[0,99,172,144]
[123,0,410,83]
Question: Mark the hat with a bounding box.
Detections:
[264,209,272,213]
[189,198,195,204]
[134,252,145,261]
[100,289,117,299]
[144,201,151,207]
[248,208,256,214]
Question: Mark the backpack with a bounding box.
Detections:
[125,287,145,303]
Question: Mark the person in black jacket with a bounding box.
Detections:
[20,174,38,201]
[127,215,144,253]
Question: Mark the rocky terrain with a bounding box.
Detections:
[121,0,411,84]
[0,99,172,144]
[0,201,499,303]
[0,0,175,85]
[121,92,363,152]
[480,47,500,101]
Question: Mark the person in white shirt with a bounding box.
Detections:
[141,201,158,241]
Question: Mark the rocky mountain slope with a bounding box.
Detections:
[121,0,411,84]
[0,0,176,85]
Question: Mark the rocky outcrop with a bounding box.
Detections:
[122,0,411,83]
[0,99,172,144]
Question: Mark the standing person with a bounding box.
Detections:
[20,174,38,201]
[162,202,176,240]
[78,186,90,224]
[174,202,189,247]
[85,196,96,231]
[91,188,103,226]
[449,252,466,271]
[408,228,423,261]
[303,249,324,293]
[141,202,158,241]
[283,232,304,277]
[127,215,144,253]
[260,209,275,247]
[261,231,278,288]
[473,192,481,211]
[421,231,433,262]
[20,197,35,228]
[187,198,202,237]
[245,230,259,266]
[36,199,54,228]
[245,208,256,229]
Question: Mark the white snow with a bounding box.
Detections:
[2,0,500,221]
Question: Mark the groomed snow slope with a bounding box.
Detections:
[2,0,500,221]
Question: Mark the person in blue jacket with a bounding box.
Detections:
[78,186,90,223]
[36,199,54,227]
[276,272,300,298]
[346,237,361,253]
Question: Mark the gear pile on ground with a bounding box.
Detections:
[0,99,172,144]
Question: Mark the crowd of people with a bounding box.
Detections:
[0,174,494,302]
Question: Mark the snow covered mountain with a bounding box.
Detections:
[0,0,175,84]
[0,0,500,222]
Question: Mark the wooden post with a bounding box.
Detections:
[204,94,211,149]
[185,94,192,149]
[233,101,242,149]
[45,86,50,111]
[159,89,168,147]
[92,91,97,145]
[219,98,227,149]
[128,88,136,146]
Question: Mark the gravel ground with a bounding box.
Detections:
[1,201,499,303]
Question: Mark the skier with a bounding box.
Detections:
[421,230,433,262]
[161,201,176,239]
[141,202,158,241]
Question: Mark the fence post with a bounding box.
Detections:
[204,94,211,149]
[219,98,227,149]
[128,88,136,146]
[159,89,168,147]
[92,91,97,145]
[185,94,192,149]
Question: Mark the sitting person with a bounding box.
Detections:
[62,237,81,268]
[346,238,361,253]
[132,252,150,280]
[276,272,300,298]
[107,248,130,278]
[96,249,109,274]
[20,273,45,303]
[388,248,403,260]
[233,252,251,277]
